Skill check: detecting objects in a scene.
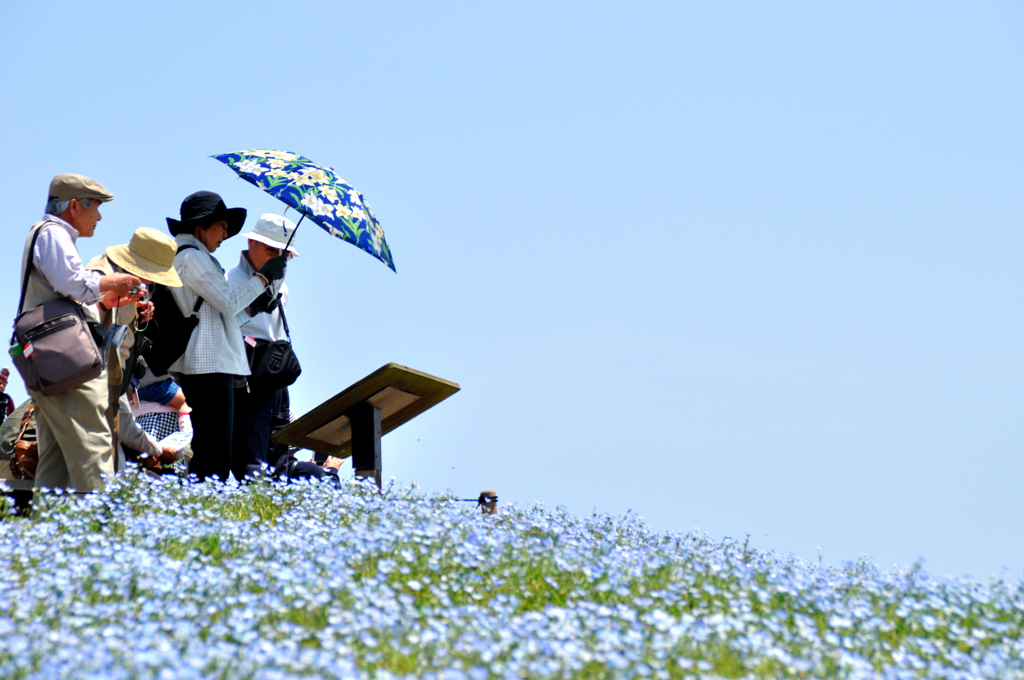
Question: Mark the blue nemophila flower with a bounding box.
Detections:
[3,473,1024,678]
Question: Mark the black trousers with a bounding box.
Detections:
[268,387,291,474]
[231,385,275,481]
[178,373,235,482]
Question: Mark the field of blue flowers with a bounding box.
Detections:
[1,471,1023,680]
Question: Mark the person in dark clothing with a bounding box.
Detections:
[267,388,341,485]
[0,367,12,424]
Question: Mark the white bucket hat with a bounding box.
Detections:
[241,213,299,256]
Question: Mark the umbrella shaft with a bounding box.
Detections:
[284,213,304,252]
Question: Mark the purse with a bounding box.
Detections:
[10,404,38,481]
[245,303,301,396]
[9,223,104,396]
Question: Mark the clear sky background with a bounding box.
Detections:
[2,2,1022,578]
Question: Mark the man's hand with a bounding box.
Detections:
[257,255,287,284]
[158,446,183,465]
[248,290,281,316]
[98,288,145,311]
[248,290,271,316]
[99,272,142,296]
[136,300,154,324]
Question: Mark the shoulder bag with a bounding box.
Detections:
[9,404,38,480]
[246,302,301,397]
[9,223,104,396]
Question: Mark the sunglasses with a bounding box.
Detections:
[258,241,294,260]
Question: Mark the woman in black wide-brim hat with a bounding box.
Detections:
[165,191,288,483]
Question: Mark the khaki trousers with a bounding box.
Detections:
[31,366,114,493]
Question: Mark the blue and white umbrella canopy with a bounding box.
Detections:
[212,149,395,272]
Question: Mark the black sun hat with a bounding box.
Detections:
[166,191,247,237]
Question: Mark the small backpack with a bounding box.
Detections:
[140,245,203,376]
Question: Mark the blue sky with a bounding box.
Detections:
[2,1,1022,578]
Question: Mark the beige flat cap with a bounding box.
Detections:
[106,227,182,287]
[48,173,114,202]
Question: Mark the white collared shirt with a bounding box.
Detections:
[30,214,102,304]
[168,234,266,376]
[229,252,289,342]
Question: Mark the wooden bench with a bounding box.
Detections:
[271,363,460,487]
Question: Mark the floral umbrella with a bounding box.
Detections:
[212,149,395,272]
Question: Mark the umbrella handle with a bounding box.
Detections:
[283,212,304,253]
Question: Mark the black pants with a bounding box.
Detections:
[178,373,235,482]
[268,387,292,476]
[231,385,275,481]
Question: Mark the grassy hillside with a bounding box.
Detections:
[0,471,1022,679]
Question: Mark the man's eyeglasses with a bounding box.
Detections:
[259,241,296,260]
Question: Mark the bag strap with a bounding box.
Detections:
[278,302,293,344]
[176,244,204,315]
[16,221,57,317]
[16,404,34,442]
[12,221,58,345]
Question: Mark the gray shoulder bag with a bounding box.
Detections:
[9,222,104,396]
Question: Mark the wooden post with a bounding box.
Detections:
[350,402,382,489]
[479,490,498,515]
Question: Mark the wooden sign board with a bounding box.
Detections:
[272,363,460,458]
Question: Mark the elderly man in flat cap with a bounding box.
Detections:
[18,173,141,494]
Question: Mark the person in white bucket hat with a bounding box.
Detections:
[242,212,299,258]
[227,213,299,481]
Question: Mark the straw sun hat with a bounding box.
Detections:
[105,227,182,287]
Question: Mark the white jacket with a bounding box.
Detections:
[169,234,266,376]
